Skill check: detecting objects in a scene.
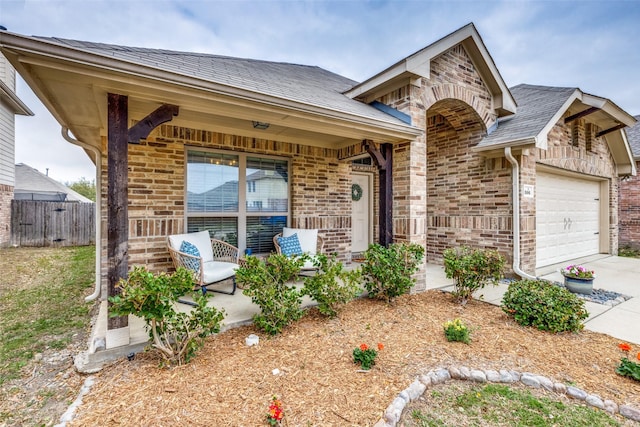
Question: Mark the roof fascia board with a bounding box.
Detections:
[0,78,33,115]
[472,136,537,152]
[345,24,478,98]
[581,93,637,127]
[532,90,583,150]
[606,129,637,176]
[2,32,420,139]
[345,23,517,116]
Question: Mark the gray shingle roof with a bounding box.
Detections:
[625,115,640,159]
[14,163,93,202]
[35,37,407,126]
[478,84,576,148]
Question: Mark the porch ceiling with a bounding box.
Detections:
[1,31,422,158]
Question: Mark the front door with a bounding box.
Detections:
[351,173,371,253]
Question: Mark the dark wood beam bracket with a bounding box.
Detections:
[107,96,179,332]
[128,104,179,144]
[596,123,626,138]
[363,139,393,247]
[564,106,601,124]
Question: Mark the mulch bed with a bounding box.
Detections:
[69,290,640,426]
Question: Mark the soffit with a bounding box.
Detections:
[1,32,421,153]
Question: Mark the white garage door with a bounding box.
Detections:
[536,172,601,267]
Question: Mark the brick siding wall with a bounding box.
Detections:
[99,126,355,297]
[0,184,12,246]
[619,160,640,249]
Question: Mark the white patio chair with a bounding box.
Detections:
[273,227,324,273]
[167,231,239,301]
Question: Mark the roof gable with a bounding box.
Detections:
[344,23,516,117]
[477,84,637,176]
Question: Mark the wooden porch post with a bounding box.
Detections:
[364,140,393,247]
[107,93,129,331]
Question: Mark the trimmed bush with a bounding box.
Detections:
[109,266,225,365]
[360,242,425,303]
[301,253,361,318]
[501,279,588,333]
[236,254,305,335]
[443,246,505,305]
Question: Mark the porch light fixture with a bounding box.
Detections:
[252,121,270,130]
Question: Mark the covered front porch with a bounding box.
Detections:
[77,262,451,372]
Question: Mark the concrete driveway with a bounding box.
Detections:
[428,255,640,345]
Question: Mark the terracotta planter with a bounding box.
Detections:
[563,275,594,295]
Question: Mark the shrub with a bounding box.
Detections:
[443,246,505,305]
[109,266,225,365]
[443,318,471,344]
[236,254,305,335]
[301,253,361,318]
[501,279,588,333]
[360,242,425,303]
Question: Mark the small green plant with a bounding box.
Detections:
[619,246,640,258]
[501,279,588,333]
[616,342,640,381]
[266,395,284,425]
[443,246,505,305]
[109,266,225,365]
[352,342,383,370]
[236,254,305,335]
[360,242,425,303]
[301,253,361,318]
[443,318,470,344]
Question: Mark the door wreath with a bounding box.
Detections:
[351,183,363,201]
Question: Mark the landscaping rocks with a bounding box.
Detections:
[620,405,640,422]
[378,366,640,427]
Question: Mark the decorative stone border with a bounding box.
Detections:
[373,366,640,426]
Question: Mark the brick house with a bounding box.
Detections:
[0,53,32,246]
[620,116,640,249]
[1,24,636,348]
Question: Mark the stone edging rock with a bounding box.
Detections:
[373,366,640,426]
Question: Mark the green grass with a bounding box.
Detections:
[410,384,621,426]
[0,246,95,385]
[619,246,640,258]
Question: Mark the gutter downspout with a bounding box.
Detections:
[61,127,102,301]
[504,147,537,280]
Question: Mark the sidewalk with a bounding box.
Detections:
[431,255,640,345]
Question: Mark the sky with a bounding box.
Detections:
[1,0,639,184]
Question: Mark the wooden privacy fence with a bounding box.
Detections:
[11,200,95,247]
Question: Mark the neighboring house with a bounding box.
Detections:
[1,24,636,349]
[0,53,32,246]
[620,115,640,249]
[14,163,93,202]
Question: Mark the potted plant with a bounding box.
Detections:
[560,264,595,295]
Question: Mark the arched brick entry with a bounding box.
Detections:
[422,83,496,132]
[425,98,513,263]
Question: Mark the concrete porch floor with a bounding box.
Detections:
[76,257,640,372]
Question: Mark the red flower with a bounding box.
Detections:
[377,343,384,351]
[637,352,640,361]
[619,343,632,352]
[360,343,368,351]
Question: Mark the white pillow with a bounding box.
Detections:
[282,227,318,255]
[168,230,214,262]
